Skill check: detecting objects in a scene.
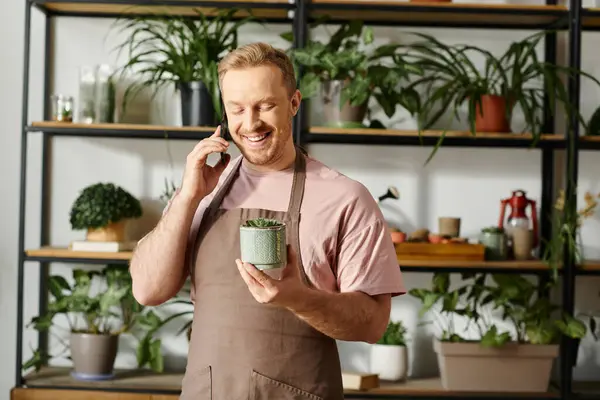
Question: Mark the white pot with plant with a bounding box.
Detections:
[370,320,408,381]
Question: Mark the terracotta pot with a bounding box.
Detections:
[474,94,511,133]
[434,340,558,392]
[86,220,126,242]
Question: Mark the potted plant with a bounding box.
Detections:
[404,31,600,163]
[543,189,599,278]
[240,218,287,276]
[111,8,257,126]
[478,226,508,260]
[22,265,165,379]
[69,182,142,242]
[371,320,409,381]
[410,272,586,392]
[282,19,422,128]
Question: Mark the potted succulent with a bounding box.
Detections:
[282,19,422,128]
[22,265,165,379]
[111,8,257,126]
[240,218,287,276]
[478,226,508,260]
[403,31,600,163]
[410,272,586,392]
[69,182,142,242]
[371,320,409,381]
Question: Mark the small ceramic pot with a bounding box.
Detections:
[240,223,287,270]
[479,230,508,260]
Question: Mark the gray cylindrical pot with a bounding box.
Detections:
[70,332,119,381]
[479,230,508,261]
[240,222,287,270]
[320,80,367,128]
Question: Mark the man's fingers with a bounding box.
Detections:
[236,259,258,286]
[210,125,222,138]
[240,260,274,289]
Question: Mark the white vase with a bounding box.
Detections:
[370,344,408,381]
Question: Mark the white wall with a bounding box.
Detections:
[2,0,600,397]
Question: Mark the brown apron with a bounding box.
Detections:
[180,148,345,400]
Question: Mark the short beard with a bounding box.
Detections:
[235,123,292,167]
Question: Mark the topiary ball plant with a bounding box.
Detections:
[69,182,142,242]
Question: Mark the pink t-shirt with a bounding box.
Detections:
[176,154,405,301]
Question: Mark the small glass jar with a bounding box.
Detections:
[51,94,74,122]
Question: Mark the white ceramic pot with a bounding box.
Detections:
[370,344,408,381]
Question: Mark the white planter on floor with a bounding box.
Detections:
[370,344,408,381]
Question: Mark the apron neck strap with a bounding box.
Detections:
[206,146,307,217]
[287,147,306,215]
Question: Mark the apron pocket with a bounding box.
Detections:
[249,370,323,400]
[180,365,212,400]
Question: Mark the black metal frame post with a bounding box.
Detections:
[292,0,308,147]
[15,0,33,388]
[538,0,558,301]
[37,13,54,367]
[560,0,582,397]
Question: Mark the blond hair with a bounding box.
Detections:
[218,42,297,96]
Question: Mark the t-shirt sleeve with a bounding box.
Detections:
[335,188,406,297]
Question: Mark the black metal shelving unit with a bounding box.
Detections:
[14,0,600,399]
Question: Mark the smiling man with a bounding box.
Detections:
[129,42,405,400]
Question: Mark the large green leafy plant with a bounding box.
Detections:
[111,8,257,119]
[409,272,586,347]
[282,19,422,125]
[404,31,600,163]
[69,182,142,230]
[22,265,167,373]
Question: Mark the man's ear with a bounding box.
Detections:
[290,89,302,116]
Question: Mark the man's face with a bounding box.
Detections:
[220,64,301,167]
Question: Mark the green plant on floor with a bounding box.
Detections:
[243,218,284,228]
[22,265,166,373]
[69,182,142,230]
[377,320,408,346]
[110,8,258,119]
[409,272,587,346]
[281,18,423,127]
[403,30,600,163]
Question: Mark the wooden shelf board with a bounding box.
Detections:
[398,259,550,269]
[308,2,567,27]
[580,260,600,271]
[29,121,215,133]
[25,246,133,260]
[308,126,563,141]
[24,366,181,392]
[35,0,291,19]
[582,7,600,29]
[22,367,558,397]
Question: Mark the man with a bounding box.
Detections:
[130,42,405,400]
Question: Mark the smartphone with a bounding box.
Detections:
[220,97,229,164]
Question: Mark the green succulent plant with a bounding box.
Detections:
[243,218,284,228]
[69,182,142,230]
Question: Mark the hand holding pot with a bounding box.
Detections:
[179,126,230,203]
[236,245,308,309]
